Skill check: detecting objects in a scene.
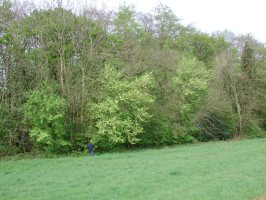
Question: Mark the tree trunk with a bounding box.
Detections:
[80,65,85,130]
[59,50,65,92]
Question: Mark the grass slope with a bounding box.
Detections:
[1,139,266,200]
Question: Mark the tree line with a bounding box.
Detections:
[1,0,266,155]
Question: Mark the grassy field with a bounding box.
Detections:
[1,139,266,200]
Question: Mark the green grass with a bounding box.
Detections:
[1,139,266,200]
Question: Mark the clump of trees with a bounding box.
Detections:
[1,0,266,155]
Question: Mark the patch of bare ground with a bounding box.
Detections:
[254,195,266,200]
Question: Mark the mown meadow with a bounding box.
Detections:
[1,138,266,200]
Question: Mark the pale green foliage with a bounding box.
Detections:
[112,4,146,54]
[23,84,68,150]
[154,4,181,48]
[113,5,139,37]
[90,65,154,145]
[174,57,210,125]
[29,128,52,145]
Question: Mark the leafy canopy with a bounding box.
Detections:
[23,83,68,151]
[90,65,154,145]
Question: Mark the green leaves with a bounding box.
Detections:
[154,4,181,49]
[29,128,52,145]
[23,83,67,151]
[89,65,154,146]
[174,57,210,125]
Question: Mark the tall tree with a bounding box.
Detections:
[153,3,181,49]
[89,65,154,148]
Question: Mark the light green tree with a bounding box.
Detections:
[89,65,154,146]
[153,3,181,49]
[174,56,210,127]
[23,84,69,152]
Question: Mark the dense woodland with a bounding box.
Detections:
[1,0,266,155]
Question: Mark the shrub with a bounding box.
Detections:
[245,121,266,138]
[195,112,235,141]
[23,83,71,152]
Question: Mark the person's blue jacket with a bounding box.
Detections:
[88,143,94,152]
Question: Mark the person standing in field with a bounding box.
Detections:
[87,140,95,157]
